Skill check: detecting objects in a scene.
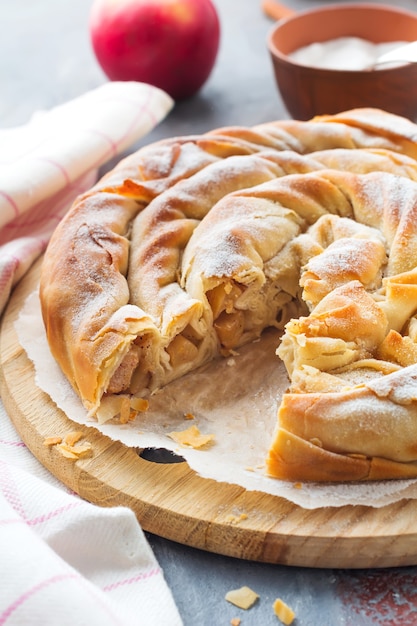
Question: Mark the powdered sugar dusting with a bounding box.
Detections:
[289,37,408,71]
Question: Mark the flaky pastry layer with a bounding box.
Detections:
[39,108,417,482]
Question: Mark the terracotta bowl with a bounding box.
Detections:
[268,2,417,120]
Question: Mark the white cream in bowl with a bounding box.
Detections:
[288,37,408,70]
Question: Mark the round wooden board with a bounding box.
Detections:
[2,259,417,569]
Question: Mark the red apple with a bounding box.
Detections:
[89,0,221,101]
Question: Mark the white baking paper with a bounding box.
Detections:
[16,289,417,509]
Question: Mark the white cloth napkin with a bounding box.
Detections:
[0,406,182,626]
[0,80,173,313]
[0,81,183,625]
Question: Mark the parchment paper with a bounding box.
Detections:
[16,289,417,509]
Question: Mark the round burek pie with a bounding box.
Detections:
[40,108,417,482]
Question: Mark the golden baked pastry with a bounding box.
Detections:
[39,108,417,482]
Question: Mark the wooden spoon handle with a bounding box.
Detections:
[261,0,296,21]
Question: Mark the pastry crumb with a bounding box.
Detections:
[45,432,92,461]
[56,441,93,460]
[118,396,131,424]
[230,619,241,626]
[225,513,248,524]
[168,424,215,449]
[273,598,295,625]
[225,586,259,610]
[130,397,149,412]
[121,396,149,423]
[56,444,79,460]
[64,431,83,446]
[245,463,265,472]
[96,394,148,424]
[184,412,195,420]
[43,436,62,446]
[293,482,303,489]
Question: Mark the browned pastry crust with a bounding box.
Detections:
[39,108,417,482]
[267,366,417,482]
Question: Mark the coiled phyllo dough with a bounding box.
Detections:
[40,108,417,482]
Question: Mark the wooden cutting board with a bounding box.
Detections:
[2,258,417,569]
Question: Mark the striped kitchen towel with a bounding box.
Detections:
[0,80,173,313]
[0,80,183,626]
[0,406,183,626]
